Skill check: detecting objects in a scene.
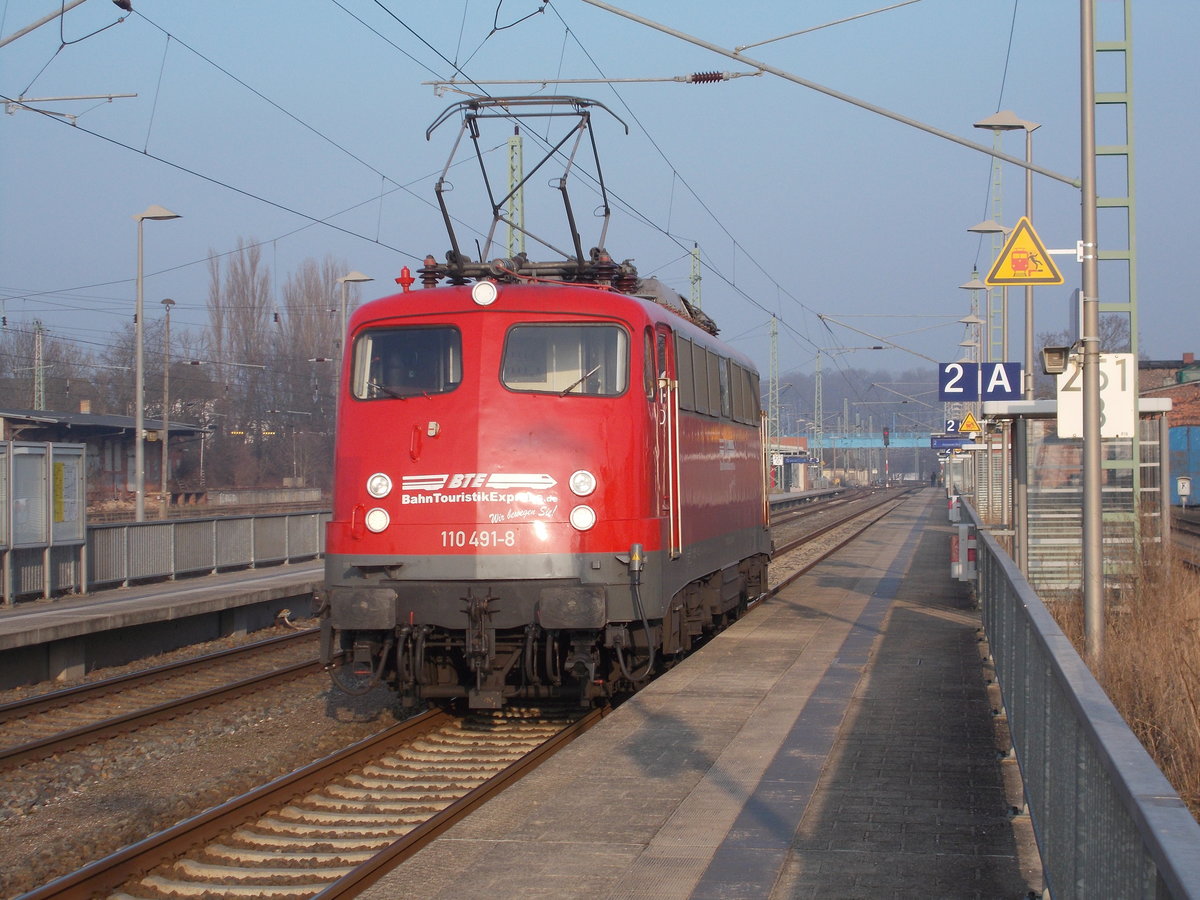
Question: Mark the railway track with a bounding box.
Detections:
[26,704,604,900]
[10,489,913,898]
[764,487,915,599]
[0,629,319,768]
[1171,509,1200,568]
[769,486,871,528]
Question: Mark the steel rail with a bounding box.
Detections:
[759,490,913,603]
[314,704,610,898]
[0,627,317,723]
[1,656,322,767]
[769,488,869,527]
[18,492,913,897]
[18,708,452,900]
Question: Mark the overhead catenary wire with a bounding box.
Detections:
[540,4,824,352]
[5,2,956,371]
[6,4,800,357]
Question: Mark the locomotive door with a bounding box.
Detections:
[654,325,682,558]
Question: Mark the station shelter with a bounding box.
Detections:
[957,397,1170,597]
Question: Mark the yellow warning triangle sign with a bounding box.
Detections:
[985,216,1064,286]
[959,411,982,433]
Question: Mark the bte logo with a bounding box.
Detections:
[403,473,558,492]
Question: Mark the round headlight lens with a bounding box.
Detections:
[569,505,596,531]
[366,472,392,498]
[568,469,596,497]
[471,280,498,306]
[364,507,390,533]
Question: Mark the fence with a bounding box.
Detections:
[2,510,328,606]
[966,499,1200,898]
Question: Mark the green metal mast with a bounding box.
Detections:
[1095,0,1143,549]
[690,243,702,309]
[507,127,525,258]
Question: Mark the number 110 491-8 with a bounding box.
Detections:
[440,529,517,549]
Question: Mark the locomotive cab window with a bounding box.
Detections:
[352,326,462,399]
[502,323,629,396]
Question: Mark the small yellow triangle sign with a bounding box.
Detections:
[985,216,1064,286]
[959,411,982,433]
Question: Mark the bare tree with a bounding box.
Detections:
[200,242,357,490]
[268,255,349,488]
[201,240,275,487]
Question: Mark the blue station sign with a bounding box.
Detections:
[937,361,1022,402]
[931,435,976,450]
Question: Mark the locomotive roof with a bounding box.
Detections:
[628,276,720,336]
[408,251,719,337]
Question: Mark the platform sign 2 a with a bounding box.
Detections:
[938,362,1022,402]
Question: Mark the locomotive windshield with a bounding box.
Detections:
[351,326,462,399]
[501,323,629,396]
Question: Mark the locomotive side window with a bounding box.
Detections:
[501,324,629,395]
[643,329,656,399]
[675,335,695,410]
[719,357,732,419]
[734,364,752,423]
[670,335,758,422]
[705,349,722,417]
[351,326,462,399]
[692,342,710,414]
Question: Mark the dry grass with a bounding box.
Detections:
[1050,549,1200,819]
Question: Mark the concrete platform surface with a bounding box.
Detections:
[0,562,320,687]
[358,488,1043,899]
[0,561,321,650]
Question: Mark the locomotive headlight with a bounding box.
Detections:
[471,280,498,306]
[366,472,392,498]
[364,507,390,533]
[569,504,596,531]
[568,469,596,497]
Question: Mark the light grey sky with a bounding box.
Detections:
[1,1,1195,381]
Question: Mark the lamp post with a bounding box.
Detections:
[968,216,1025,572]
[974,111,1040,399]
[958,314,984,359]
[1079,0,1103,662]
[133,204,180,522]
[160,297,175,519]
[336,271,373,394]
[958,311,984,462]
[965,221,1013,362]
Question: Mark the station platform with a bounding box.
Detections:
[360,488,1044,899]
[0,561,320,688]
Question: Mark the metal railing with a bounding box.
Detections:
[2,510,328,605]
[966,499,1200,899]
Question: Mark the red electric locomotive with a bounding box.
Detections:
[320,98,771,708]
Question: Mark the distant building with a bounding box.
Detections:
[1141,353,1200,426]
[0,405,207,512]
